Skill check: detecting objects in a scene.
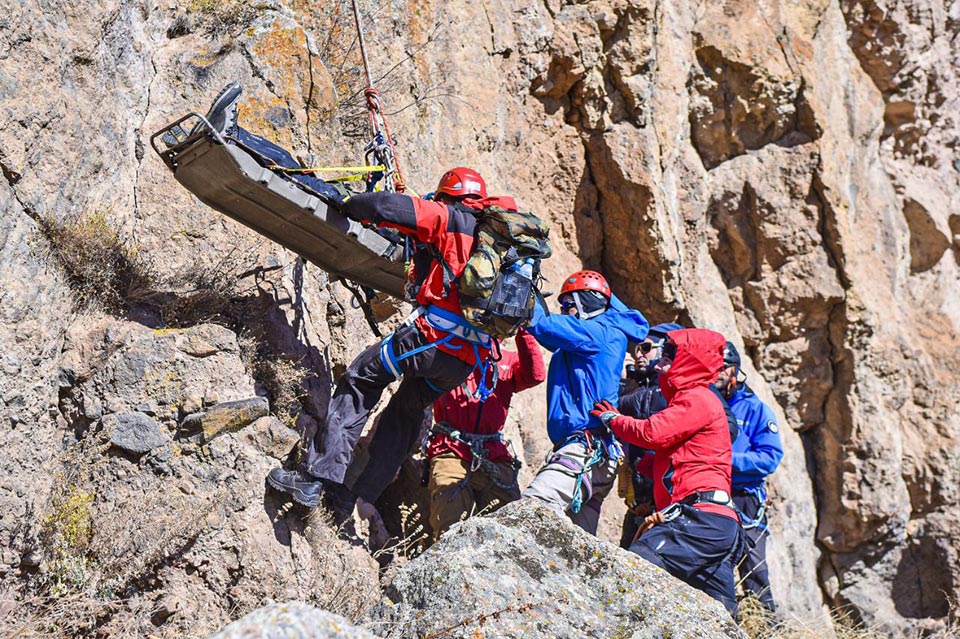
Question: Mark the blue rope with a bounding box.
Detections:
[569,444,605,515]
[736,485,769,532]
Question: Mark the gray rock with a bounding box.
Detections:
[368,500,744,639]
[104,412,169,454]
[57,365,76,388]
[210,602,381,639]
[178,411,204,436]
[239,416,299,460]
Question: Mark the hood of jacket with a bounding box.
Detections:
[457,195,519,211]
[595,294,649,342]
[659,328,725,402]
[538,293,649,442]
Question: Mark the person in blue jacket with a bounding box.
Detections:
[718,341,784,611]
[521,270,649,534]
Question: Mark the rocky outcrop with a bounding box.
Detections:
[369,499,743,639]
[1,0,958,637]
[211,602,379,639]
[220,501,743,639]
[2,316,380,637]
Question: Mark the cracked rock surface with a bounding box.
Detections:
[1,0,958,637]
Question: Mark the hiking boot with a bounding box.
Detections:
[194,81,242,136]
[267,467,322,508]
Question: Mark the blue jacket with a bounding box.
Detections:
[528,294,648,444]
[728,385,784,490]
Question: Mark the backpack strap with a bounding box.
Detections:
[431,245,456,297]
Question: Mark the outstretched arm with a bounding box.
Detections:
[511,327,547,392]
[342,192,469,245]
[597,394,714,451]
[526,298,606,353]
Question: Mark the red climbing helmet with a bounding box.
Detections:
[560,270,611,299]
[435,167,487,199]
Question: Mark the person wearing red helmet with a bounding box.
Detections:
[521,269,649,534]
[192,84,528,526]
[433,167,487,200]
[266,161,522,519]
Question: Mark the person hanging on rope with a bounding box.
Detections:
[263,163,520,519]
[716,341,784,612]
[591,328,746,616]
[185,85,548,528]
[521,270,649,534]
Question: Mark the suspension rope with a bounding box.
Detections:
[351,0,408,194]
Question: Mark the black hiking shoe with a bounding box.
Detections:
[194,81,242,136]
[267,467,322,508]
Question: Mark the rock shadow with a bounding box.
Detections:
[893,536,953,619]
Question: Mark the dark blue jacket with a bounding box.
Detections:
[528,294,648,444]
[728,386,784,490]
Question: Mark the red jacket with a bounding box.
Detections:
[427,328,545,462]
[609,328,736,520]
[343,193,518,365]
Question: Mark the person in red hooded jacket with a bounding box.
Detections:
[185,85,527,523]
[421,327,545,539]
[592,328,745,616]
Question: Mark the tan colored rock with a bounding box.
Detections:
[3,0,960,635]
[239,415,300,460]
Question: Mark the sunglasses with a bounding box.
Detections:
[559,294,576,311]
[661,341,678,361]
[639,339,665,354]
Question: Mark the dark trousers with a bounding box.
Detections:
[231,127,345,203]
[629,505,744,616]
[305,322,473,497]
[734,490,776,611]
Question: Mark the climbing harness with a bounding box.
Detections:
[535,429,623,515]
[377,305,497,394]
[426,422,521,491]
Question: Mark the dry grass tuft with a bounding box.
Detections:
[160,248,257,329]
[738,595,960,639]
[39,485,96,598]
[188,0,263,38]
[238,331,313,427]
[37,212,158,313]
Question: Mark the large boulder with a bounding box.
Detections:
[210,602,380,639]
[367,499,744,639]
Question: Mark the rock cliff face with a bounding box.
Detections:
[0,0,958,637]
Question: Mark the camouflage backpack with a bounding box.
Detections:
[454,205,552,339]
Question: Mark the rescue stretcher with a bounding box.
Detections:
[150,112,406,299]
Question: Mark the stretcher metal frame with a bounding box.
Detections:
[150,113,406,299]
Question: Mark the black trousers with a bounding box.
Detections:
[734,490,776,611]
[629,505,745,616]
[305,323,473,497]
